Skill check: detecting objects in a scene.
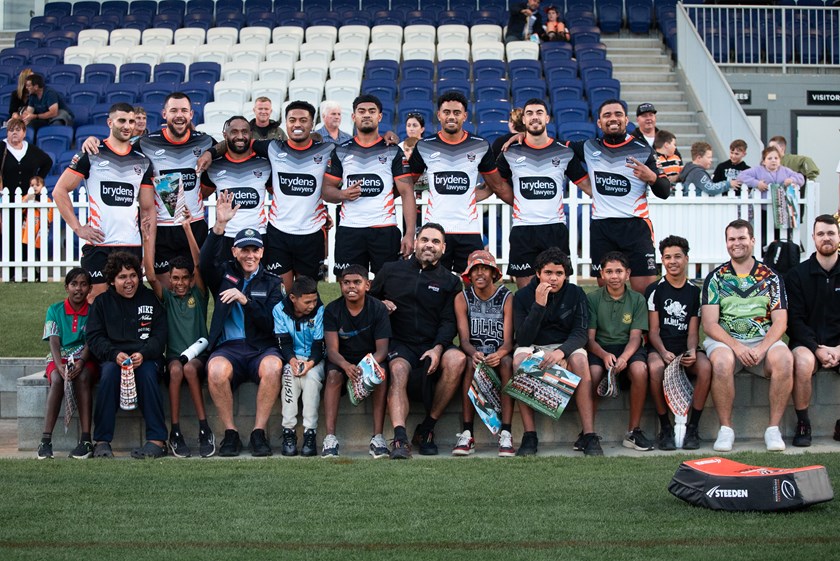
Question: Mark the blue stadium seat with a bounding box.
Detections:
[158,0,187,16]
[141,83,178,105]
[87,103,112,126]
[476,120,509,145]
[91,14,121,31]
[101,0,129,17]
[36,125,74,154]
[570,25,601,46]
[245,0,272,15]
[69,84,104,106]
[578,59,613,85]
[508,59,542,81]
[574,43,608,61]
[512,79,547,107]
[397,103,435,128]
[405,10,435,26]
[391,0,418,11]
[179,82,212,105]
[598,2,624,34]
[30,48,64,67]
[361,78,398,102]
[186,0,214,15]
[332,0,359,11]
[15,31,44,50]
[183,12,213,30]
[473,60,506,81]
[84,64,117,85]
[557,121,596,142]
[475,79,510,102]
[217,0,245,13]
[372,10,404,26]
[401,60,434,81]
[189,62,222,83]
[553,100,589,124]
[145,110,162,131]
[153,13,185,31]
[247,11,277,27]
[626,0,653,34]
[57,149,79,174]
[154,62,187,84]
[364,60,399,82]
[104,84,138,104]
[44,2,73,18]
[119,63,152,84]
[471,9,503,26]
[44,30,77,50]
[566,0,595,11]
[73,1,101,18]
[585,78,621,115]
[549,79,584,105]
[544,58,578,81]
[436,79,470,100]
[29,16,59,34]
[540,41,573,61]
[437,60,470,81]
[362,0,390,11]
[437,10,470,26]
[308,10,341,27]
[565,10,596,28]
[399,79,435,103]
[0,85,14,121]
[0,67,17,86]
[48,64,82,86]
[122,14,152,31]
[75,124,110,148]
[475,100,511,124]
[0,48,30,68]
[130,0,159,18]
[58,15,89,35]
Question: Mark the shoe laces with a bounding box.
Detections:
[283,430,296,444]
[370,434,387,449]
[455,431,472,446]
[498,431,513,448]
[323,434,339,449]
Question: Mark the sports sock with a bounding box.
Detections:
[394,425,408,442]
[41,433,52,444]
[501,424,512,433]
[658,413,672,430]
[462,422,473,434]
[170,423,181,436]
[80,432,91,442]
[795,408,810,424]
[687,407,703,427]
[421,415,437,432]
[199,419,211,432]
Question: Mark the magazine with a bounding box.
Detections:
[347,353,386,406]
[468,362,503,434]
[504,354,580,420]
[153,172,185,223]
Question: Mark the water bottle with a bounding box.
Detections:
[179,337,209,364]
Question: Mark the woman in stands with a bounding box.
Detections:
[737,145,804,200]
[541,6,570,42]
[400,112,426,148]
[8,68,33,123]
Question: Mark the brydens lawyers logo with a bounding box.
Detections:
[706,486,748,498]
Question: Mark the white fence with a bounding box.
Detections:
[0,182,820,283]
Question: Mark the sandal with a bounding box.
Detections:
[93,442,114,458]
[131,441,167,459]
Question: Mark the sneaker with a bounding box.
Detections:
[414,426,438,456]
[69,440,93,459]
[198,428,216,458]
[369,434,389,459]
[713,426,735,452]
[282,428,298,457]
[218,430,242,457]
[389,437,411,460]
[301,429,317,457]
[764,426,786,451]
[452,430,475,456]
[683,425,701,450]
[93,441,114,458]
[131,441,167,459]
[37,441,53,460]
[623,427,654,451]
[580,433,604,456]
[515,432,538,456]
[250,429,273,457]
[792,420,812,447]
[657,426,676,451]
[322,434,340,457]
[168,431,191,458]
[498,430,515,457]
[572,431,585,451]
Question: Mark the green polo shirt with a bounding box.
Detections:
[587,286,648,346]
[163,286,209,359]
[43,299,90,358]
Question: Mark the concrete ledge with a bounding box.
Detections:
[16,369,840,452]
[1,358,45,419]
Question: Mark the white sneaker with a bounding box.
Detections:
[498,430,515,457]
[713,426,735,452]
[452,430,475,456]
[321,434,339,457]
[369,434,389,459]
[764,426,786,451]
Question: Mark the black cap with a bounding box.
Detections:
[233,228,263,248]
[636,103,657,116]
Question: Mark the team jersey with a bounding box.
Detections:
[701,260,786,340]
[645,277,700,355]
[137,129,214,226]
[569,134,663,220]
[408,131,498,234]
[324,137,412,228]
[43,299,90,359]
[497,138,588,227]
[464,285,510,355]
[253,138,333,235]
[201,153,272,237]
[67,139,153,246]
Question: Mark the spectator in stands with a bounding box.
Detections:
[315,101,352,145]
[7,68,33,122]
[632,103,659,148]
[200,191,285,457]
[712,139,749,194]
[505,0,544,43]
[87,251,169,459]
[677,142,735,196]
[737,145,804,200]
[785,215,840,447]
[768,135,819,183]
[491,107,525,158]
[401,112,426,145]
[21,175,53,277]
[701,219,793,452]
[541,5,569,42]
[131,106,148,140]
[249,97,287,141]
[21,73,74,129]
[654,130,682,185]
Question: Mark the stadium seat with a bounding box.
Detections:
[159,0,187,16]
[250,80,287,105]
[437,24,469,44]
[338,25,371,44]
[506,41,539,61]
[370,24,403,44]
[77,29,110,49]
[575,43,608,61]
[473,59,506,81]
[215,12,245,30]
[585,78,621,114]
[0,48,30,67]
[598,2,624,34]
[401,60,434,81]
[246,11,277,28]
[544,58,578,81]
[437,41,471,61]
[63,46,96,71]
[48,64,83,86]
[161,45,196,66]
[475,79,509,102]
[194,45,230,66]
[173,27,205,46]
[361,78,398,102]
[299,44,334,65]
[178,81,213,105]
[404,24,436,44]
[367,42,401,62]
[329,60,364,83]
[140,83,176,105]
[475,100,511,123]
[399,79,434,103]
[119,62,152,83]
[73,1,101,18]
[476,120,509,144]
[471,8,503,26]
[509,59,542,81]
[182,12,212,30]
[626,0,653,34]
[566,9,597,28]
[364,59,399,81]
[142,28,174,47]
[240,26,272,47]
[189,61,221,83]
[549,79,584,105]
[104,83,138,104]
[287,79,324,107]
[402,43,435,61]
[102,0,129,17]
[472,41,505,62]
[90,14,121,32]
[405,10,435,26]
[15,31,44,50]
[122,14,152,31]
[540,41,573,61]
[44,2,73,19]
[259,60,294,85]
[371,10,404,26]
[436,79,470,100]
[470,24,502,44]
[579,59,613,85]
[305,26,338,47]
[333,42,368,64]
[204,28,238,48]
[264,44,299,65]
[29,16,59,35]
[513,79,547,107]
[437,60,470,81]
[230,43,265,65]
[30,48,64,67]
[67,84,103,108]
[557,121,596,141]
[36,125,74,154]
[58,15,88,36]
[154,62,187,84]
[83,64,117,85]
[570,25,601,46]
[324,79,360,107]
[275,10,308,28]
[129,46,163,67]
[213,81,250,105]
[110,29,142,48]
[293,60,328,83]
[44,30,78,50]
[553,100,589,124]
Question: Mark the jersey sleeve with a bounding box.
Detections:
[496,152,512,181]
[586,291,599,330]
[251,139,271,158]
[478,143,498,174]
[67,151,91,178]
[140,161,154,187]
[408,144,426,175]
[371,298,392,339]
[43,303,60,341]
[323,303,339,333]
[324,146,343,180]
[701,272,720,306]
[645,283,657,312]
[770,273,787,311]
[272,305,290,335]
[200,169,215,191]
[566,140,586,160]
[392,146,411,179]
[630,292,649,331]
[565,153,589,183]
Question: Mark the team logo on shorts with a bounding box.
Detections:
[134,165,142,175]
[378,155,387,164]
[466,152,476,162]
[622,313,632,324]
[551,157,562,167]
[648,257,656,271]
[314,155,323,164]
[193,147,202,157]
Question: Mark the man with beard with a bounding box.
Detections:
[785,215,840,446]
[567,99,672,294]
[53,103,155,300]
[495,98,592,289]
[200,116,272,257]
[322,94,416,276]
[369,223,466,459]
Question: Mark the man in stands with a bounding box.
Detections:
[315,100,353,145]
[21,73,74,129]
[631,102,658,149]
[249,97,287,141]
[701,219,793,452]
[505,0,543,42]
[785,215,840,446]
[52,103,155,300]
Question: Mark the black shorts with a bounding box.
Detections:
[588,343,647,368]
[590,217,656,278]
[439,232,483,274]
[333,225,400,276]
[264,224,324,279]
[80,245,142,284]
[154,220,209,274]
[507,223,570,277]
[387,340,451,410]
[164,355,208,382]
[208,340,282,388]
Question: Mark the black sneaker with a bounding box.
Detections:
[131,441,167,459]
[414,426,438,456]
[835,420,840,442]
[792,420,812,447]
[516,432,538,456]
[623,427,654,451]
[581,433,604,456]
[168,431,191,458]
[683,425,701,450]
[657,426,676,451]
[37,441,53,460]
[250,429,273,457]
[281,428,298,456]
[389,437,411,460]
[218,430,242,457]
[69,440,93,459]
[198,428,216,458]
[572,431,584,451]
[301,429,317,457]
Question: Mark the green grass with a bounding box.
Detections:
[0,452,837,560]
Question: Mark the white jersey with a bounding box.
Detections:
[201,152,272,237]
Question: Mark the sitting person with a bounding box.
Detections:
[322,265,392,458]
[86,251,168,459]
[38,268,97,459]
[541,5,570,41]
[274,276,325,457]
[200,190,285,457]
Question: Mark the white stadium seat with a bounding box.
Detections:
[230,43,266,64]
[206,27,239,48]
[332,41,367,63]
[338,25,371,45]
[194,44,230,65]
[324,79,361,108]
[329,60,364,82]
[404,24,436,44]
[174,28,206,47]
[370,25,402,45]
[259,60,294,85]
[436,41,471,61]
[437,24,469,44]
[238,26,271,47]
[272,26,305,48]
[142,28,174,47]
[250,80,287,105]
[402,42,435,61]
[222,60,259,83]
[506,40,539,61]
[161,45,196,66]
[94,46,128,67]
[287,78,324,107]
[470,24,503,44]
[293,60,329,82]
[109,28,141,48]
[77,29,109,49]
[299,43,333,65]
[64,46,96,70]
[471,41,505,61]
[265,44,299,65]
[305,26,338,48]
[213,81,251,105]
[367,42,401,62]
[129,45,163,66]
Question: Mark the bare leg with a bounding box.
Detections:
[184,359,207,419]
[429,349,466,419]
[498,356,514,425]
[791,347,816,410]
[281,271,295,295]
[43,375,65,434]
[688,352,712,410]
[709,347,736,427]
[207,356,236,431]
[387,358,411,428]
[168,360,184,425]
[514,275,532,289]
[323,368,342,435]
[569,353,595,434]
[765,345,794,427]
[372,379,387,436]
[254,355,283,430]
[629,275,656,295]
[460,361,475,425]
[627,361,649,430]
[73,367,94,434]
[647,351,668,416]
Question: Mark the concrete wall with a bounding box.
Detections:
[0,358,44,419]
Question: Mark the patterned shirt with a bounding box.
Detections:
[464,285,511,354]
[43,299,90,359]
[201,152,272,236]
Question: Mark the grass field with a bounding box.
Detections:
[0,452,837,561]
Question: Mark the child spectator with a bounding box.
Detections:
[677,142,736,196]
[143,209,214,458]
[712,139,749,193]
[737,146,805,200]
[321,265,391,458]
[654,130,682,185]
[587,251,653,451]
[541,6,570,41]
[274,276,325,457]
[21,175,53,275]
[453,250,514,457]
[38,268,96,459]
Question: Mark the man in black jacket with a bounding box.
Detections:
[87,251,168,459]
[370,223,466,459]
[505,0,543,42]
[785,215,840,447]
[200,191,285,457]
[513,247,601,456]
